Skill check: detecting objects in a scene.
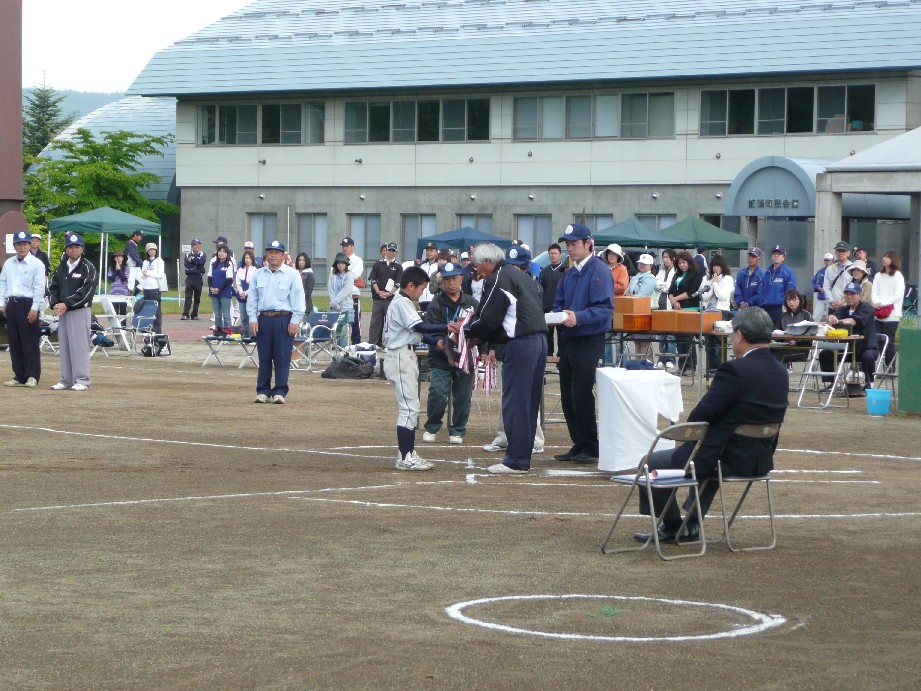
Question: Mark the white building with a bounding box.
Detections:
[128,0,921,283]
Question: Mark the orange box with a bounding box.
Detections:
[651,310,678,331]
[674,310,722,333]
[614,295,652,315]
[612,313,625,330]
[623,314,652,331]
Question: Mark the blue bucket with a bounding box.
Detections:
[866,388,892,416]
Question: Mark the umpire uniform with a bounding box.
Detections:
[48,233,97,390]
[0,230,46,387]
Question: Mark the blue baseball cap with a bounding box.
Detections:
[558,223,592,242]
[12,230,31,244]
[843,282,863,294]
[440,261,464,277]
[65,233,85,247]
[265,239,286,253]
[505,245,532,265]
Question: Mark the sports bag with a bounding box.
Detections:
[321,356,374,379]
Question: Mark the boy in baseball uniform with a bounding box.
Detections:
[384,266,450,471]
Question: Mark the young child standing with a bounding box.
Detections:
[383,266,449,471]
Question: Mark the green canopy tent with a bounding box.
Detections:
[661,217,750,251]
[48,207,161,293]
[594,218,694,249]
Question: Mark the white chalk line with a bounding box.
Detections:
[445,594,787,643]
[779,447,921,462]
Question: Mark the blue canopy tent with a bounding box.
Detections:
[415,227,512,257]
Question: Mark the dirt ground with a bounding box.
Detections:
[1,334,920,689]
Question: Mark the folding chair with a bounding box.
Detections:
[706,422,781,553]
[601,421,709,561]
[129,300,167,355]
[91,297,134,358]
[293,311,342,371]
[38,317,59,354]
[873,336,898,399]
[796,341,850,409]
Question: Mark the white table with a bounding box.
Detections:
[596,367,684,472]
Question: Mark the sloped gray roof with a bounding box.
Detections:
[827,126,921,171]
[39,97,177,202]
[128,0,921,97]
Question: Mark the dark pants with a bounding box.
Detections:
[638,449,720,527]
[256,314,294,397]
[545,324,560,357]
[369,297,391,347]
[5,297,41,383]
[876,320,897,365]
[351,296,362,344]
[558,332,604,457]
[820,347,878,385]
[763,304,783,330]
[142,289,163,333]
[183,274,203,318]
[425,367,473,437]
[500,333,547,470]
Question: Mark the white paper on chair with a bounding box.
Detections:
[545,312,568,325]
[649,469,686,480]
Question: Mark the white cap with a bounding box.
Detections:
[823,252,834,260]
[460,252,469,259]
[638,253,655,266]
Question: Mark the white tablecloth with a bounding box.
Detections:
[596,367,684,472]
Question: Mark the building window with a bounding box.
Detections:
[514,93,670,141]
[248,213,278,253]
[402,214,438,260]
[418,100,440,142]
[699,214,723,228]
[757,88,786,135]
[262,104,303,144]
[636,214,677,231]
[594,95,620,138]
[513,97,539,140]
[306,104,325,144]
[296,213,328,284]
[515,215,553,251]
[220,105,257,144]
[198,103,324,145]
[392,101,416,143]
[347,214,382,261]
[573,214,614,233]
[345,98,489,144]
[457,214,493,233]
[566,96,592,139]
[700,91,728,137]
[786,87,814,134]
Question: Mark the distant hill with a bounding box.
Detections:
[22,89,124,120]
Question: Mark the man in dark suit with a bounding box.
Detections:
[634,307,789,543]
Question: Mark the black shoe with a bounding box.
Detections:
[570,451,598,464]
[634,522,700,544]
[181,315,189,320]
[191,316,200,320]
[553,447,580,462]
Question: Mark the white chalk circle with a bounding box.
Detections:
[445,594,787,642]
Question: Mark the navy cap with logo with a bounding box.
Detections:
[191,238,202,245]
[558,223,592,243]
[386,242,398,251]
[506,245,532,265]
[340,237,355,246]
[265,239,286,253]
[213,235,228,244]
[771,245,786,255]
[424,241,438,250]
[65,233,85,247]
[843,281,863,294]
[834,241,850,252]
[747,247,763,259]
[12,230,31,244]
[440,261,464,278]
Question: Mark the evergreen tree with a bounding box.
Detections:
[22,80,76,165]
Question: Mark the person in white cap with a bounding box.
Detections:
[811,252,835,321]
[0,229,45,387]
[49,234,96,391]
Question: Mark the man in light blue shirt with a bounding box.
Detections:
[0,230,46,387]
[247,240,305,404]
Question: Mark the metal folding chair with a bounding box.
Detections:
[293,311,342,371]
[873,337,898,400]
[796,341,850,409]
[707,422,781,553]
[601,421,709,561]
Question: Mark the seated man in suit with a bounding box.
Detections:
[634,307,789,543]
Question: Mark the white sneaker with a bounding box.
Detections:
[655,362,666,370]
[448,435,464,444]
[71,383,88,391]
[51,382,69,390]
[272,395,286,404]
[395,452,433,471]
[254,394,269,403]
[3,379,23,387]
[532,445,545,454]
[24,377,38,388]
[664,362,676,370]
[482,442,507,452]
[422,431,437,443]
[487,463,528,475]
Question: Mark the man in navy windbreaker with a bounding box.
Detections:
[550,223,615,464]
[734,247,765,310]
[761,244,797,329]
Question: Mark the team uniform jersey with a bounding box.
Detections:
[384,293,423,350]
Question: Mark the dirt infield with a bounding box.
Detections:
[1,339,919,689]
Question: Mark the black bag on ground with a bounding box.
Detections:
[321,356,374,379]
[141,333,171,357]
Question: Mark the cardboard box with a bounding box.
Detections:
[651,310,678,332]
[612,313,625,330]
[623,314,652,331]
[614,295,652,315]
[674,310,722,334]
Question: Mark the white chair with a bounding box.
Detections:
[796,341,850,409]
[872,334,897,400]
[90,297,133,357]
[601,421,709,561]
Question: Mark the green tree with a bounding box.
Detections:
[22,81,76,164]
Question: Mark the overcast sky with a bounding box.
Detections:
[22,1,251,92]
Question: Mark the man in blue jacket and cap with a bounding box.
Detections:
[550,223,615,464]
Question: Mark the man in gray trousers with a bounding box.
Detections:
[48,233,97,391]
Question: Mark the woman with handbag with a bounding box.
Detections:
[139,242,165,333]
[871,251,904,366]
